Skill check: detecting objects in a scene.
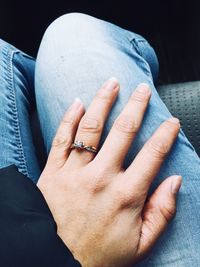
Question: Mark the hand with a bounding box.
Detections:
[37,78,182,267]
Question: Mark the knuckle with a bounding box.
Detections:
[114,188,143,209]
[147,138,170,159]
[52,134,72,148]
[161,204,176,223]
[84,165,113,194]
[80,116,103,133]
[131,90,149,103]
[116,189,135,205]
[52,117,75,148]
[62,116,75,127]
[87,172,107,194]
[96,90,111,102]
[115,114,140,134]
[112,179,144,208]
[108,186,126,207]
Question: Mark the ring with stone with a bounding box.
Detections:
[71,140,97,154]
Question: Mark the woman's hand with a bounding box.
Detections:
[37,78,182,267]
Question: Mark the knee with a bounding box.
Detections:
[36,12,110,71]
[47,12,99,29]
[42,13,104,44]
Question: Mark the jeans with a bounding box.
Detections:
[0,13,200,266]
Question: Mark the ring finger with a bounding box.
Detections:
[67,77,120,166]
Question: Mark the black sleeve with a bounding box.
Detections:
[0,165,82,267]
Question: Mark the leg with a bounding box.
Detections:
[0,39,41,182]
[35,13,200,266]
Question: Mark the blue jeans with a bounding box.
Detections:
[0,13,200,266]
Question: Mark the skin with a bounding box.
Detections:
[37,78,182,267]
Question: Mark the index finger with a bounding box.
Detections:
[124,117,180,195]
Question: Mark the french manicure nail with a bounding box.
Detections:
[168,117,180,124]
[136,83,150,94]
[171,176,182,194]
[104,77,119,90]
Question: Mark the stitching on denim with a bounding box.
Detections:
[129,38,153,80]
[1,45,29,177]
[129,38,144,57]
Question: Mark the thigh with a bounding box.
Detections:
[35,13,200,266]
[0,39,41,182]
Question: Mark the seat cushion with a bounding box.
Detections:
[158,81,200,157]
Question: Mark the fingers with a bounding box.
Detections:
[136,175,182,258]
[125,117,181,195]
[46,98,84,169]
[94,83,151,170]
[68,77,119,166]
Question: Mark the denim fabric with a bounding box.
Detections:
[0,40,40,182]
[1,12,200,266]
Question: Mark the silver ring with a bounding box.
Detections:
[71,140,97,154]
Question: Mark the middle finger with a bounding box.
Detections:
[94,83,151,170]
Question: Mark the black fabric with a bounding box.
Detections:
[0,165,81,267]
[1,0,200,84]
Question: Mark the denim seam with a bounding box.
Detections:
[128,37,153,81]
[1,45,29,177]
[129,38,147,58]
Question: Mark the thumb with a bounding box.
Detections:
[137,175,182,258]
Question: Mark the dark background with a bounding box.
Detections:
[1,0,200,85]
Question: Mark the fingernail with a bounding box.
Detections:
[168,117,180,125]
[104,77,119,90]
[69,98,83,111]
[171,176,182,194]
[136,83,150,94]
